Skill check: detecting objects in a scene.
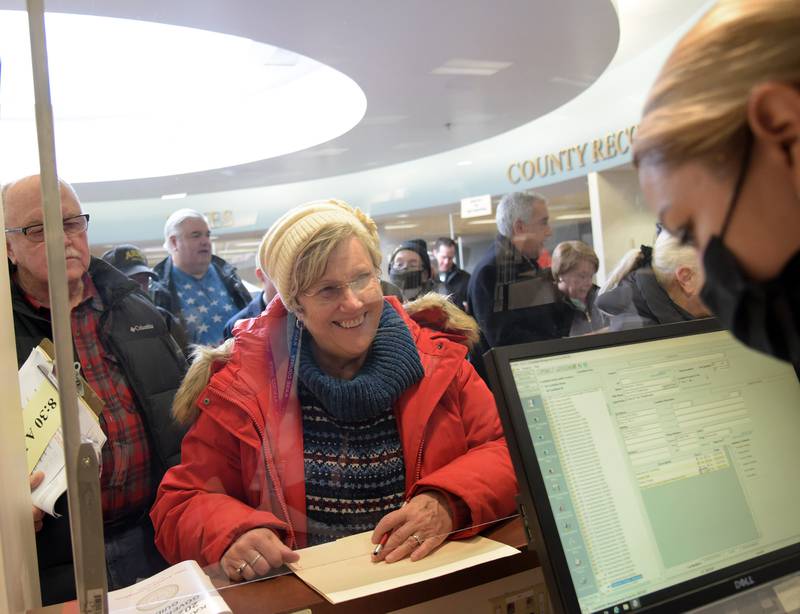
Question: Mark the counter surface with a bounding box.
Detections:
[30,516,538,614]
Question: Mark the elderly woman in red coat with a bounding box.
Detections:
[151,200,517,581]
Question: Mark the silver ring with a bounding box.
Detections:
[249,553,263,568]
[411,534,424,547]
[235,560,248,576]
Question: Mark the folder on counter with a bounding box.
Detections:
[288,531,519,604]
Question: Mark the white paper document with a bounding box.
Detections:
[108,560,230,614]
[19,345,107,516]
[288,531,519,604]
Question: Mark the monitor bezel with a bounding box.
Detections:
[485,318,800,614]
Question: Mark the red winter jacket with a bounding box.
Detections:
[151,295,517,566]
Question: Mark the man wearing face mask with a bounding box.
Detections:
[388,239,442,302]
[634,0,800,367]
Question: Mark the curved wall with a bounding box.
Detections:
[75,1,712,245]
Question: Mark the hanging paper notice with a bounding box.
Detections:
[460,194,492,219]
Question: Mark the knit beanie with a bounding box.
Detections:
[259,199,380,310]
[388,238,431,274]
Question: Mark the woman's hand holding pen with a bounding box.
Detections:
[371,491,454,563]
[221,527,299,582]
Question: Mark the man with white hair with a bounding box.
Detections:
[4,175,187,604]
[467,191,571,350]
[152,209,251,345]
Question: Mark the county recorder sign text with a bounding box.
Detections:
[507,125,637,185]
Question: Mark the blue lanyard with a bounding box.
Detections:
[266,320,302,417]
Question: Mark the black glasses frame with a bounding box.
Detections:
[4,213,90,242]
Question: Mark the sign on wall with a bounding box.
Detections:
[506,125,638,185]
[460,194,492,219]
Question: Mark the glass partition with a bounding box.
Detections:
[0,0,717,611]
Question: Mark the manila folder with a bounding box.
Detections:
[288,531,519,604]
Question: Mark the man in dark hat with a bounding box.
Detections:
[102,244,157,294]
[387,238,442,302]
[102,244,189,350]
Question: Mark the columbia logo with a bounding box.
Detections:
[130,324,155,333]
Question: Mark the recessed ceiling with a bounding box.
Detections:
[0,0,620,201]
[0,11,366,183]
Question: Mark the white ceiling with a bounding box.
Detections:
[0,0,620,201]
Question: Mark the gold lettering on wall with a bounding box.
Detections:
[506,124,638,185]
[573,143,588,166]
[592,138,605,162]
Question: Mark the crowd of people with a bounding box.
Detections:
[4,0,798,605]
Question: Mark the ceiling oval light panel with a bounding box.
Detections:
[0,11,367,183]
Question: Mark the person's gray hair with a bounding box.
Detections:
[600,230,699,294]
[651,230,700,288]
[163,208,208,250]
[495,191,547,238]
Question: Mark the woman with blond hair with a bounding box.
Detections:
[634,0,800,364]
[150,200,517,581]
[597,230,709,331]
[551,240,608,335]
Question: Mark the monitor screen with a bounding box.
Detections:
[500,326,800,613]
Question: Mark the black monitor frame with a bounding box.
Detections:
[485,319,800,614]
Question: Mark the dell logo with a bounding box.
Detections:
[734,576,755,590]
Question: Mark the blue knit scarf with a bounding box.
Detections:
[298,301,424,422]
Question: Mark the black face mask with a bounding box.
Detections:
[389,269,424,300]
[699,135,800,364]
[701,239,800,364]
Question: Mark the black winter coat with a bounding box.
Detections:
[596,267,695,331]
[11,257,188,605]
[466,235,571,348]
[438,265,471,311]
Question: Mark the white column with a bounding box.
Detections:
[588,168,657,286]
[0,194,42,613]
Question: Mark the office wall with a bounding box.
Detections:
[588,169,657,285]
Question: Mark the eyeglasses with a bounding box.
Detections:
[303,271,379,303]
[5,213,90,243]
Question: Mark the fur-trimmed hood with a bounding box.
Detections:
[172,294,480,425]
[402,292,480,348]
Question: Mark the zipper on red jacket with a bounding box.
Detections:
[414,431,426,483]
[251,417,297,548]
[211,392,296,549]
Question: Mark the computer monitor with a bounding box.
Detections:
[485,319,800,614]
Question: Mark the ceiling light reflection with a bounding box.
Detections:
[0,11,366,183]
